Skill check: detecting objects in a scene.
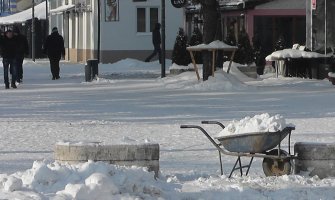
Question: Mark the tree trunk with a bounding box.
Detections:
[200,0,218,80]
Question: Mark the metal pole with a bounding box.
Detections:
[310,0,313,50]
[45,0,48,35]
[32,0,35,61]
[325,0,327,55]
[161,0,166,78]
[97,0,101,62]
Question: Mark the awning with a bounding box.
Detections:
[255,0,305,10]
[50,4,75,15]
[218,0,265,10]
[218,0,246,6]
[0,1,46,25]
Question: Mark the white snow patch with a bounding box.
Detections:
[217,113,294,137]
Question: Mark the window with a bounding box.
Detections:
[150,8,158,32]
[137,8,146,32]
[137,7,159,33]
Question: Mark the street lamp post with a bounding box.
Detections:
[161,0,166,78]
[324,0,327,56]
[32,0,35,61]
[45,0,48,35]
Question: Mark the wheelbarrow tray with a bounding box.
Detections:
[215,127,293,153]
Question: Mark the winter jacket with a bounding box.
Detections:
[15,34,29,58]
[44,32,65,60]
[152,27,161,47]
[1,35,18,59]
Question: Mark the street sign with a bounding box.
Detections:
[171,0,186,8]
[312,0,316,10]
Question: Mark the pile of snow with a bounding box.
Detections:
[169,63,195,71]
[187,40,237,50]
[2,160,335,199]
[266,49,330,61]
[217,113,294,137]
[160,68,249,91]
[163,61,257,91]
[57,137,153,146]
[0,160,166,199]
[328,72,335,78]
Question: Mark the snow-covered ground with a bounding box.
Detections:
[0,59,335,199]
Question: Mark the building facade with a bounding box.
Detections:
[49,0,184,63]
[185,0,306,56]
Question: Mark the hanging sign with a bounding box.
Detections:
[312,0,316,10]
[171,0,187,8]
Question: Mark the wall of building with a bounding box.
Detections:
[50,0,183,63]
[100,0,183,52]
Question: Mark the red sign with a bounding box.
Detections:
[312,0,316,10]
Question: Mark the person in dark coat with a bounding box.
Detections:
[145,23,162,64]
[43,27,65,80]
[13,26,29,83]
[1,29,18,89]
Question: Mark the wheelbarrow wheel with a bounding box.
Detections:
[262,149,292,176]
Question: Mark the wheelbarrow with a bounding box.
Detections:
[180,121,296,178]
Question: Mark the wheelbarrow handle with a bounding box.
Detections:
[180,125,223,151]
[180,125,200,129]
[201,121,225,129]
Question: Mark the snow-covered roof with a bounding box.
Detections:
[49,4,75,15]
[187,40,238,51]
[265,49,331,61]
[0,1,46,25]
[255,0,305,10]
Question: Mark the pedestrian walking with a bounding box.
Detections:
[43,27,65,80]
[13,26,29,83]
[1,29,18,89]
[145,23,162,64]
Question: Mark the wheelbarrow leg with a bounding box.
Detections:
[229,156,254,178]
[219,151,223,175]
[229,157,241,178]
[245,157,254,176]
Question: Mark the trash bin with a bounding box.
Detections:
[85,59,99,82]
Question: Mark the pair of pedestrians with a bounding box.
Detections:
[1,27,29,89]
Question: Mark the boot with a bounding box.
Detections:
[11,82,17,89]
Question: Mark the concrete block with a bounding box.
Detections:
[294,142,335,178]
[54,143,160,177]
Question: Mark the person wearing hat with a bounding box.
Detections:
[13,26,29,83]
[43,27,65,80]
[1,29,18,89]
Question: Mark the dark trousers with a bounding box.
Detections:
[3,58,17,86]
[16,57,24,81]
[145,45,162,63]
[49,57,60,79]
